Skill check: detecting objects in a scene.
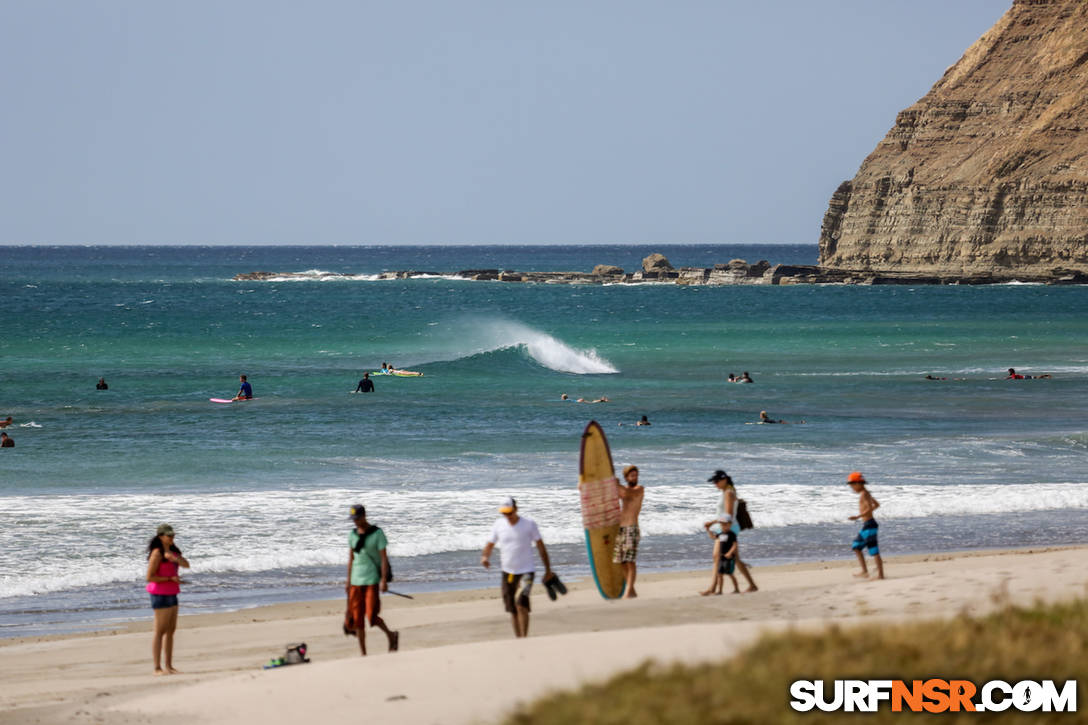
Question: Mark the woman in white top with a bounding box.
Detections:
[704,470,758,592]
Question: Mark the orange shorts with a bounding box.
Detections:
[347,584,381,630]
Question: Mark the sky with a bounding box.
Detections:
[0,1,1009,246]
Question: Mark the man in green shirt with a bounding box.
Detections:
[345,504,399,655]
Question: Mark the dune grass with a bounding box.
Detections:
[505,598,1087,724]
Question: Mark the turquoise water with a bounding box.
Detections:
[2,245,1087,636]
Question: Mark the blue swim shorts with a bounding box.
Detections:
[851,519,879,556]
[150,594,179,609]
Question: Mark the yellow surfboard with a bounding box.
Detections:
[579,420,626,599]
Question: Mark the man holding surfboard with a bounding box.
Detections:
[613,465,644,598]
[480,497,553,638]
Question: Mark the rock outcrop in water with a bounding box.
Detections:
[818,0,1088,280]
[232,253,1088,286]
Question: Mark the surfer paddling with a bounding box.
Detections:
[847,472,884,580]
[1006,367,1051,380]
[758,410,804,424]
[481,497,554,638]
[613,465,645,598]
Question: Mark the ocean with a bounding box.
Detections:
[2,244,1087,637]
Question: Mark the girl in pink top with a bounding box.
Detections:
[145,523,189,675]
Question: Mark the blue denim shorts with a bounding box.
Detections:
[150,594,179,609]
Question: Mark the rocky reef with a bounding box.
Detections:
[818,0,1088,280]
[232,253,1088,286]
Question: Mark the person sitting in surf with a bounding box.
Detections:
[232,375,253,401]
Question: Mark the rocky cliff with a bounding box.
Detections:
[818,0,1088,278]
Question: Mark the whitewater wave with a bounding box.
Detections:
[243,269,475,283]
[2,480,1086,598]
[426,318,618,375]
[263,269,384,282]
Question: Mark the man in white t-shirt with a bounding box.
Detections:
[480,496,553,637]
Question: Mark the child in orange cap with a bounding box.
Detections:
[847,472,884,580]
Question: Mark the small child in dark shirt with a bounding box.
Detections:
[700,527,739,595]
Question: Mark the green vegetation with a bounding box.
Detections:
[506,599,1087,724]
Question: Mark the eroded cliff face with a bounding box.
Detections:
[818,0,1088,278]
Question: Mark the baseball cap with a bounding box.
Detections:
[847,471,866,484]
[707,469,729,482]
[499,496,517,513]
[348,504,366,519]
[156,524,175,536]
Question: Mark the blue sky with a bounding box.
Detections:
[0,1,1008,245]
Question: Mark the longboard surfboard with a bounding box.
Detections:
[210,398,258,404]
[578,420,626,599]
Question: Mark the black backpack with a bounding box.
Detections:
[353,525,394,582]
[736,499,754,530]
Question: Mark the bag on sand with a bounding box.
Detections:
[264,642,309,669]
[736,499,754,530]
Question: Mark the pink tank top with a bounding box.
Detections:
[146,556,180,595]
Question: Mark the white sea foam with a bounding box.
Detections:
[2,480,1085,598]
[408,274,472,281]
[430,318,618,374]
[263,270,384,282]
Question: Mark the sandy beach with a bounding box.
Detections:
[4,544,1083,718]
[1,546,1085,724]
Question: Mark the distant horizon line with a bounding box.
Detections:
[0,241,813,248]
